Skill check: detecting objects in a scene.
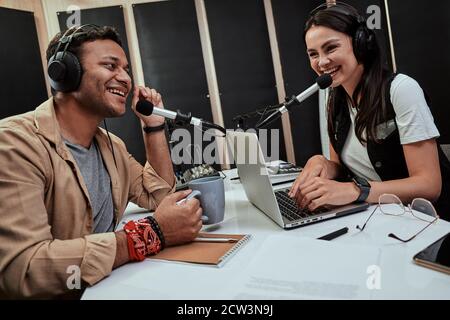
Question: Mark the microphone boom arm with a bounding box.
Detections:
[255,74,332,129]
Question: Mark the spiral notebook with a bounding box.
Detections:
[148,233,251,267]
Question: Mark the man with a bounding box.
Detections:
[0,25,202,298]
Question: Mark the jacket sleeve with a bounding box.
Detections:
[0,125,116,298]
[121,140,175,210]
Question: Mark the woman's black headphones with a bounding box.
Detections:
[308,2,376,63]
[47,24,100,92]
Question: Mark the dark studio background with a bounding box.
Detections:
[1,0,449,167]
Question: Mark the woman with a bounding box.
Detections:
[289,2,450,220]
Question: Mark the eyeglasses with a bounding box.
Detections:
[356,194,439,243]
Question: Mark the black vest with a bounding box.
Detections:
[329,74,450,220]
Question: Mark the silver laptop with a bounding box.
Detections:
[227,131,369,229]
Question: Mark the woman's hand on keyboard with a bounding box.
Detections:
[293,179,360,211]
[289,155,329,199]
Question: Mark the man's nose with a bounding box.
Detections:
[116,68,131,87]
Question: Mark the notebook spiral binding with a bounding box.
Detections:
[219,234,252,267]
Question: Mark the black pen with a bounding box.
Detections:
[317,227,349,241]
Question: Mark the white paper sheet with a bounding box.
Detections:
[225,235,382,299]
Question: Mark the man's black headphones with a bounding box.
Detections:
[47,24,100,92]
[308,1,376,63]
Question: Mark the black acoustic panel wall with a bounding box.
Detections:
[271,0,391,166]
[133,1,212,122]
[134,0,217,171]
[205,0,286,162]
[389,0,450,143]
[57,6,145,164]
[271,0,322,166]
[0,7,47,119]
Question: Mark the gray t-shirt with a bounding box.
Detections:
[65,139,115,233]
[340,74,440,181]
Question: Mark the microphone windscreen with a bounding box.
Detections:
[316,74,333,89]
[136,100,154,116]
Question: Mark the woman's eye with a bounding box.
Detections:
[104,63,115,69]
[326,46,337,53]
[309,52,318,58]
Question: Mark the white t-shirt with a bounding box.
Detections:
[340,74,440,181]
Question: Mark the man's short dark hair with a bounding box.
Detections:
[46,25,123,63]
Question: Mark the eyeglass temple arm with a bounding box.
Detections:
[356,205,379,231]
[388,233,413,243]
[388,217,438,243]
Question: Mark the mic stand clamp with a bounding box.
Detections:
[284,95,300,109]
[174,110,193,126]
[172,109,226,136]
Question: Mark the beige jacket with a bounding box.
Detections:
[0,98,174,298]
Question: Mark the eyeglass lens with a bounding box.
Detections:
[411,199,438,222]
[379,194,404,216]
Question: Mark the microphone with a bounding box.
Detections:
[256,74,333,129]
[135,100,226,135]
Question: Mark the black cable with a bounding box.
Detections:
[202,121,226,136]
[103,119,118,169]
[194,122,226,138]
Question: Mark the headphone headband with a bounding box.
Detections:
[51,24,100,62]
[308,1,366,25]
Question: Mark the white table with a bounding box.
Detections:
[82,169,450,300]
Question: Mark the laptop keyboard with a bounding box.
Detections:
[275,189,328,221]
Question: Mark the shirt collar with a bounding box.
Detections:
[33,97,111,159]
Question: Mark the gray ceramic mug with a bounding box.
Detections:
[187,176,225,225]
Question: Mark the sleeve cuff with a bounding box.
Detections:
[80,233,117,286]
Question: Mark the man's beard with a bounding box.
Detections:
[78,90,125,119]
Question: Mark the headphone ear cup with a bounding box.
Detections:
[47,51,82,93]
[353,26,376,63]
[353,26,367,62]
[47,55,67,81]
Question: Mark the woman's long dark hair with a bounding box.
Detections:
[304,4,391,143]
